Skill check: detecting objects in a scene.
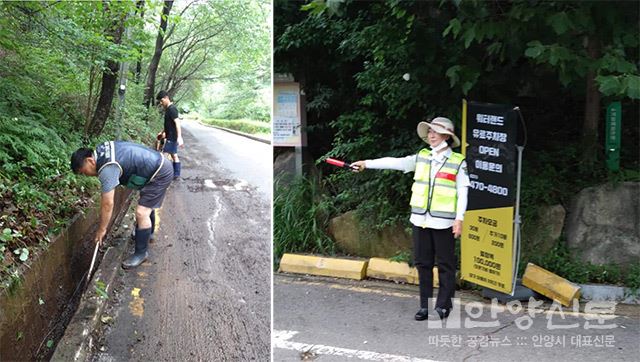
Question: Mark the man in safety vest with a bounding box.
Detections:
[352,117,470,321]
[71,141,173,269]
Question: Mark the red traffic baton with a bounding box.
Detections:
[326,158,358,170]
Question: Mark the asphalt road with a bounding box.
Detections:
[181,118,271,197]
[89,123,272,361]
[274,274,640,362]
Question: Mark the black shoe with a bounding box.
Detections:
[122,251,148,269]
[435,307,450,320]
[414,308,429,321]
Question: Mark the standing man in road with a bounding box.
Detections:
[156,90,183,179]
[352,117,470,321]
[71,140,173,269]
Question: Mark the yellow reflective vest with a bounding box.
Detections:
[409,148,465,219]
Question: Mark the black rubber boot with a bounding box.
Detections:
[149,210,156,243]
[173,161,181,179]
[131,210,155,242]
[122,227,151,269]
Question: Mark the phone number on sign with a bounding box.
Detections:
[470,181,509,196]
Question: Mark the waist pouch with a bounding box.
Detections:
[126,174,149,190]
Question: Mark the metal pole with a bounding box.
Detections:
[511,144,524,295]
[294,146,302,176]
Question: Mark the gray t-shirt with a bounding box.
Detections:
[98,164,121,193]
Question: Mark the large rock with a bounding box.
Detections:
[328,211,412,258]
[525,204,565,254]
[565,182,640,266]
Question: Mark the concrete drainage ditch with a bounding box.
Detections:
[0,189,132,361]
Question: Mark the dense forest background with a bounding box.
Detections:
[0,0,270,288]
[274,0,639,285]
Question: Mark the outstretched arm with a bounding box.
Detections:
[352,155,416,173]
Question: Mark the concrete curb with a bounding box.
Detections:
[365,258,439,287]
[522,262,581,307]
[579,283,640,304]
[189,118,271,144]
[279,254,368,280]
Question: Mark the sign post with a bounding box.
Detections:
[605,102,622,172]
[273,76,306,176]
[461,100,520,295]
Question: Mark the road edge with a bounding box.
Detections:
[187,117,271,144]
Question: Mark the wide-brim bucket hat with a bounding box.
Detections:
[417,117,461,148]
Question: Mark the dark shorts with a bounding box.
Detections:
[162,140,178,155]
[138,160,173,208]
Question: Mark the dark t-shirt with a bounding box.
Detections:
[163,104,179,141]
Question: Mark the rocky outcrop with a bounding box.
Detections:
[565,182,639,266]
[328,211,412,258]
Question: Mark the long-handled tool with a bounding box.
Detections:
[86,241,100,283]
[325,158,359,170]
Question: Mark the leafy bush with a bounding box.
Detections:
[0,115,98,285]
[203,118,271,135]
[273,176,336,268]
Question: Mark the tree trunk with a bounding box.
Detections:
[134,0,144,84]
[580,35,601,169]
[84,6,125,138]
[85,65,96,123]
[142,0,173,108]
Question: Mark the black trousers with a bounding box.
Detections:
[412,225,456,309]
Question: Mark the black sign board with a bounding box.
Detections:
[464,101,518,210]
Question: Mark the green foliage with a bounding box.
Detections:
[525,242,638,288]
[1,228,21,242]
[94,279,108,299]
[273,176,337,268]
[202,118,270,136]
[624,265,640,292]
[0,114,98,286]
[170,1,271,123]
[13,248,29,262]
[388,250,411,265]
